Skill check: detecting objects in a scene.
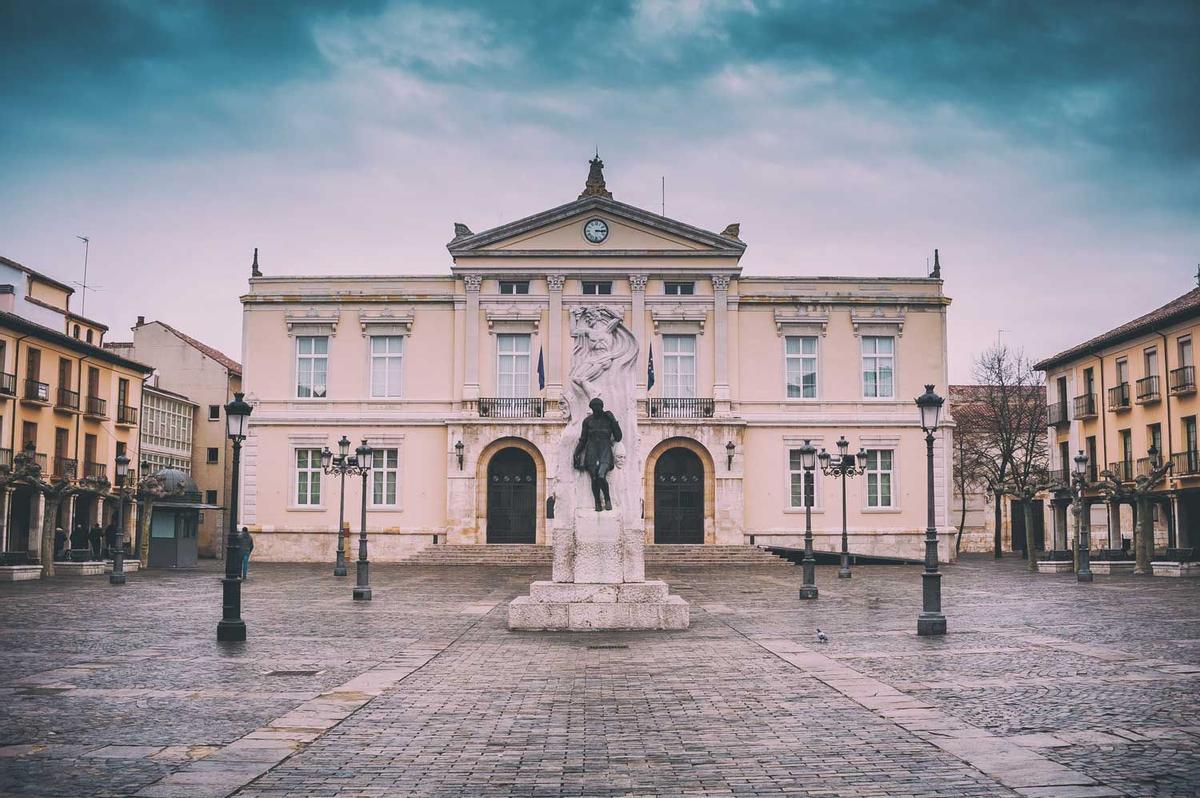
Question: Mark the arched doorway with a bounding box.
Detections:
[654,447,704,544]
[486,447,537,544]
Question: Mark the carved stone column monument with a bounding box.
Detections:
[508,305,689,631]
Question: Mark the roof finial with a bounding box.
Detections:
[579,153,612,200]
[251,247,262,278]
[931,248,941,279]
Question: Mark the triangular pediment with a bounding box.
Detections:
[447,196,745,259]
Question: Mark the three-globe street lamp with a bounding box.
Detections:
[1072,450,1095,583]
[797,440,819,600]
[217,392,252,642]
[916,384,947,637]
[818,436,868,579]
[108,453,131,586]
[353,438,374,601]
[321,436,368,578]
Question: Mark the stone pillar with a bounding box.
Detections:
[63,495,76,540]
[1052,499,1069,551]
[1080,497,1091,551]
[1177,493,1190,549]
[0,488,10,552]
[1166,493,1179,549]
[546,274,565,405]
[712,275,731,413]
[630,274,648,404]
[463,274,482,402]
[1107,500,1122,549]
[31,493,44,556]
[97,497,107,527]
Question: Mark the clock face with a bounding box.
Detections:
[583,218,609,244]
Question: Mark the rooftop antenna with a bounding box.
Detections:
[997,329,1011,347]
[1195,264,1199,288]
[73,235,102,316]
[661,176,665,216]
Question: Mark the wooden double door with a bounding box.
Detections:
[654,448,704,544]
[486,448,536,544]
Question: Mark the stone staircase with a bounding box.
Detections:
[400,543,792,567]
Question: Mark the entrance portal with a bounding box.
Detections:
[486,447,537,544]
[654,447,704,544]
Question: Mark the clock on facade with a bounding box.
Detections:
[583,218,609,244]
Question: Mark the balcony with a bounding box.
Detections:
[1107,460,1134,482]
[52,457,78,480]
[477,397,545,419]
[1169,366,1196,395]
[649,397,716,419]
[1106,383,1130,412]
[1072,393,1097,420]
[1135,375,1161,404]
[117,404,139,426]
[1047,401,1069,427]
[0,448,11,470]
[85,395,108,418]
[83,461,107,481]
[22,379,50,404]
[1172,450,1200,476]
[55,387,80,413]
[1046,467,1070,487]
[0,372,15,396]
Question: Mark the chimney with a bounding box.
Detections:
[136,315,145,327]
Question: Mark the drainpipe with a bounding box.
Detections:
[9,335,30,454]
[74,355,89,465]
[1096,353,1108,469]
[1159,332,1173,460]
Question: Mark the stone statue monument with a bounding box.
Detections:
[508,305,689,631]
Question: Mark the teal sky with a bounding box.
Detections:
[2,0,1198,381]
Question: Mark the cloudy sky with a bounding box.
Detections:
[2,0,1197,382]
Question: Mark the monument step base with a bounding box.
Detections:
[1090,561,1136,575]
[528,580,669,604]
[1151,561,1200,578]
[508,593,690,631]
[1036,560,1075,574]
[103,560,140,573]
[0,565,42,581]
[53,562,107,577]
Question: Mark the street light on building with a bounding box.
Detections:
[108,453,130,586]
[915,384,947,636]
[217,392,252,642]
[321,435,366,578]
[353,438,374,601]
[797,440,818,600]
[1072,450,1094,583]
[818,435,868,579]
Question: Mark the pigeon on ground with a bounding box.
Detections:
[815,628,829,644]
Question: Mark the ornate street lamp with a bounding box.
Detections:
[321,435,366,578]
[353,438,374,601]
[217,392,252,642]
[819,434,868,579]
[798,440,819,600]
[1073,450,1095,583]
[108,453,130,586]
[915,384,947,636]
[725,441,736,471]
[455,440,465,471]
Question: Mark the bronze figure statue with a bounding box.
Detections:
[573,397,623,511]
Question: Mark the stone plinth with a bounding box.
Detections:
[510,509,689,631]
[1036,560,1074,574]
[1090,561,1135,575]
[0,566,42,582]
[104,560,140,573]
[1151,561,1200,578]
[53,561,106,577]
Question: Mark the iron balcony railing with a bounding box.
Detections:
[117,404,139,425]
[1107,383,1130,411]
[0,372,15,396]
[477,397,545,419]
[1107,460,1134,482]
[0,448,11,469]
[1047,401,1069,427]
[84,461,107,481]
[23,379,49,403]
[1135,375,1161,403]
[1046,467,1070,487]
[1169,366,1196,394]
[1172,450,1200,476]
[53,457,78,480]
[56,387,80,411]
[1072,393,1097,419]
[649,397,716,419]
[1087,463,1099,482]
[85,395,107,417]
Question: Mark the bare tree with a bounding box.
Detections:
[970,345,1049,568]
[1096,459,1172,574]
[951,420,990,553]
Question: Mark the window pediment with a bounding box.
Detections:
[651,304,707,335]
[285,310,340,337]
[851,308,906,337]
[774,306,830,337]
[358,310,414,337]
[485,305,541,334]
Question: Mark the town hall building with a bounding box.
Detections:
[239,159,954,562]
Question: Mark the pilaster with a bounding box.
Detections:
[463,274,482,402]
[547,274,565,404]
[0,488,10,553]
[630,274,648,405]
[711,275,731,414]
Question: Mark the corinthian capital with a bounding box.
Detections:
[711,274,731,292]
[463,274,483,292]
[547,274,566,292]
[628,274,648,293]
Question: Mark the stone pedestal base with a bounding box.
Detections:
[1091,561,1135,575]
[1036,560,1074,574]
[0,566,42,581]
[103,560,140,573]
[54,561,106,577]
[1151,561,1200,578]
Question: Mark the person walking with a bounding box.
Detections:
[89,523,103,561]
[104,521,119,560]
[239,527,254,579]
[54,527,67,561]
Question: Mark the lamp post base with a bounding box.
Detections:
[108,572,126,586]
[798,585,819,600]
[838,569,852,579]
[334,551,347,577]
[1077,571,1094,583]
[917,613,946,636]
[217,619,247,642]
[352,586,372,601]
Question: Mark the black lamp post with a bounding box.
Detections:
[108,453,130,586]
[1072,449,1094,583]
[321,436,367,578]
[455,440,465,471]
[915,384,947,636]
[819,435,868,579]
[353,438,374,601]
[217,392,252,642]
[726,441,736,471]
[798,440,819,600]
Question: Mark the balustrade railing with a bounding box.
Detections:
[1107,383,1130,410]
[56,387,80,411]
[85,395,107,417]
[1169,366,1196,394]
[1172,450,1200,476]
[477,397,545,419]
[0,372,15,396]
[24,379,49,403]
[117,405,139,425]
[1073,393,1097,419]
[649,397,715,419]
[1135,375,1160,403]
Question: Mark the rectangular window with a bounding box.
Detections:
[496,334,531,398]
[118,377,128,407]
[26,347,40,380]
[206,447,219,464]
[664,281,694,295]
[209,404,221,421]
[1116,358,1128,385]
[295,448,322,506]
[861,336,895,398]
[661,335,697,397]
[1086,435,1098,477]
[865,449,895,508]
[581,281,612,295]
[1148,423,1162,456]
[369,335,404,398]
[296,336,328,398]
[1120,429,1133,463]
[498,281,529,295]
[1186,416,1198,452]
[785,336,818,398]
[1179,337,1193,368]
[788,450,816,509]
[1144,347,1158,378]
[58,357,72,390]
[370,448,399,507]
[21,421,36,450]
[205,489,218,504]
[1084,367,1094,395]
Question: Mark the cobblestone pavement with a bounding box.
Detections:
[0,555,1197,797]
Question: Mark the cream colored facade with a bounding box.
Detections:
[240,162,954,563]
[1037,286,1200,550]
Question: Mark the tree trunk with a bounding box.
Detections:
[1024,500,1040,571]
[1134,495,1154,575]
[39,493,62,578]
[138,499,155,567]
[956,489,967,554]
[993,489,1003,558]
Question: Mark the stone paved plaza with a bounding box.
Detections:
[1,556,1198,797]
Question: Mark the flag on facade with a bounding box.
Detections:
[537,346,545,390]
[647,342,655,390]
